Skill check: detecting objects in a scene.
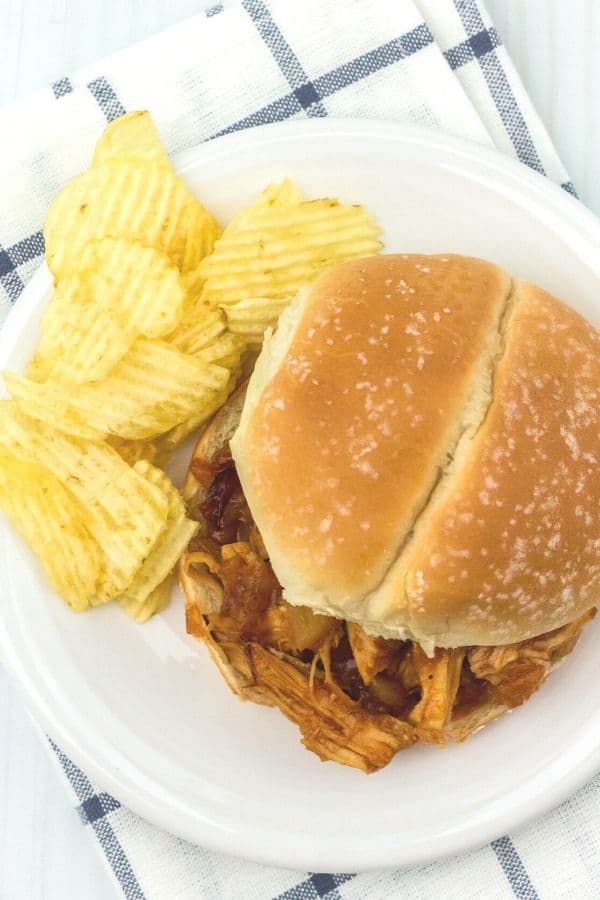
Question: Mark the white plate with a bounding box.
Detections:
[1,120,599,873]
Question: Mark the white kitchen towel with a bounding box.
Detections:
[0,1,592,898]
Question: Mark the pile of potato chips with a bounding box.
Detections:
[0,111,381,621]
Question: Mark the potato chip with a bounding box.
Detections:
[108,437,159,467]
[169,304,227,355]
[224,297,289,336]
[260,178,304,206]
[118,461,198,608]
[81,339,230,439]
[0,453,104,610]
[4,371,104,441]
[3,142,386,628]
[12,340,232,441]
[197,180,382,314]
[228,178,303,229]
[92,111,170,169]
[31,240,186,384]
[76,239,187,338]
[151,391,233,466]
[45,161,220,280]
[0,403,169,594]
[152,405,226,466]
[195,332,244,369]
[150,335,241,463]
[178,200,221,274]
[28,275,134,384]
[120,573,173,623]
[181,264,204,300]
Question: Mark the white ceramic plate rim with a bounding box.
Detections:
[1,119,600,872]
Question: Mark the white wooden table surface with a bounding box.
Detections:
[1,1,598,898]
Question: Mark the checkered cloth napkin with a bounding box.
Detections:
[1,1,596,898]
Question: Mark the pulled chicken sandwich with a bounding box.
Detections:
[180,254,599,772]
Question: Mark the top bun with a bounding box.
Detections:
[231,254,600,649]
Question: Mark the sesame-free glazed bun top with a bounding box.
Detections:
[230,255,600,650]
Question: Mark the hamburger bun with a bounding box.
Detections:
[180,376,594,770]
[231,254,600,649]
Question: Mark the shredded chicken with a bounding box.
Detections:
[247,644,416,773]
[182,452,596,772]
[182,549,224,613]
[409,647,466,743]
[444,698,507,743]
[264,604,343,656]
[346,621,402,685]
[468,611,594,709]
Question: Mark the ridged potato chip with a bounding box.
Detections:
[11,340,232,441]
[228,178,303,229]
[28,275,132,384]
[198,180,382,318]
[195,332,244,369]
[150,379,235,465]
[118,461,198,609]
[108,437,159,467]
[156,415,229,467]
[178,200,221,274]
[92,111,170,169]
[169,302,243,368]
[120,573,173,623]
[76,239,187,338]
[149,338,244,464]
[4,370,104,440]
[181,264,204,300]
[80,339,230,440]
[0,453,105,610]
[169,304,227,355]
[152,422,200,467]
[0,404,169,594]
[31,240,187,384]
[0,131,386,628]
[224,297,289,336]
[45,161,220,280]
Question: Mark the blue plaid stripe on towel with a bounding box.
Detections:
[2,1,596,898]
